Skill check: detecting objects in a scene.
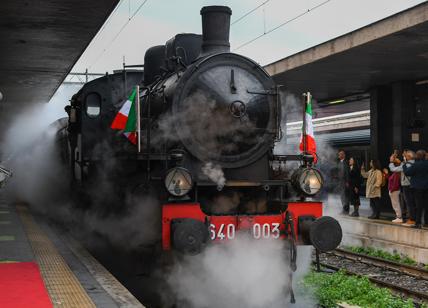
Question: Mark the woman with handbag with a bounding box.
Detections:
[364,159,383,219]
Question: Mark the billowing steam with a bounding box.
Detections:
[0,84,160,251]
[202,162,226,187]
[166,235,290,307]
[1,85,77,207]
[274,91,302,155]
[165,235,315,308]
[274,91,340,194]
[156,91,259,156]
[77,193,161,249]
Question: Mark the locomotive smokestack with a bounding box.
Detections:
[200,6,232,56]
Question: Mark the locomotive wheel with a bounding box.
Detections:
[171,218,209,255]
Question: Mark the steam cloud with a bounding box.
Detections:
[202,162,226,187]
[156,91,259,156]
[167,236,290,307]
[0,85,325,307]
[165,235,315,308]
[0,84,160,251]
[274,91,340,195]
[1,85,77,207]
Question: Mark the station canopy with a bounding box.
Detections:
[0,0,119,105]
[264,2,428,101]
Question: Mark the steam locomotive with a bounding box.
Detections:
[62,5,341,283]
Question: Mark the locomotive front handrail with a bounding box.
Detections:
[246,89,277,95]
[271,154,314,162]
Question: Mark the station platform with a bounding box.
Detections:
[324,195,428,264]
[0,197,144,308]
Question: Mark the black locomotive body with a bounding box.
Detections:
[63,6,341,262]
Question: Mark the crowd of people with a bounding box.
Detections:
[336,149,428,229]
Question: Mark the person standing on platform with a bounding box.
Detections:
[388,166,402,223]
[364,159,383,219]
[337,150,350,214]
[403,150,428,229]
[348,157,362,217]
[381,167,391,212]
[389,150,416,226]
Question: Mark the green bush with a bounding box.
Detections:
[303,270,414,308]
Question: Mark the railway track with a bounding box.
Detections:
[314,248,428,305]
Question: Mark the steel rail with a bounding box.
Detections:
[332,248,428,280]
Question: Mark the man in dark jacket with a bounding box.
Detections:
[403,150,428,229]
[337,150,350,214]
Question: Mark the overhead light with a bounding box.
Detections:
[328,99,345,105]
[416,80,428,85]
[0,91,3,101]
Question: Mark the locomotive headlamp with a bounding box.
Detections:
[165,167,193,196]
[291,167,324,196]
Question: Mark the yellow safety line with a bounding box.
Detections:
[16,204,96,308]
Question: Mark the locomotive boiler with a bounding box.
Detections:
[63,5,342,281]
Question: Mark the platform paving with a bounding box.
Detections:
[0,195,143,308]
[0,197,34,262]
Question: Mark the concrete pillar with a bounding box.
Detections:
[371,81,428,164]
[391,81,414,151]
[413,82,428,150]
[370,86,392,165]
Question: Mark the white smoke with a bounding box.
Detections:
[0,84,161,251]
[1,85,76,160]
[155,91,259,154]
[75,193,161,249]
[273,90,341,195]
[167,236,290,308]
[202,162,226,187]
[274,92,302,155]
[165,236,316,308]
[1,84,78,206]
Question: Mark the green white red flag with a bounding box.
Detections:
[111,88,137,144]
[299,93,317,163]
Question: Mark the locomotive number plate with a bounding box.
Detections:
[209,223,281,240]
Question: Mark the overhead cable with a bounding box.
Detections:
[231,0,272,26]
[234,0,333,51]
[88,0,150,69]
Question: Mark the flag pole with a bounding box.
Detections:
[302,92,308,154]
[136,85,141,153]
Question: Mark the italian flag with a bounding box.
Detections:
[299,94,317,163]
[111,88,137,144]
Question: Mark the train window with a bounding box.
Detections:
[85,93,101,118]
